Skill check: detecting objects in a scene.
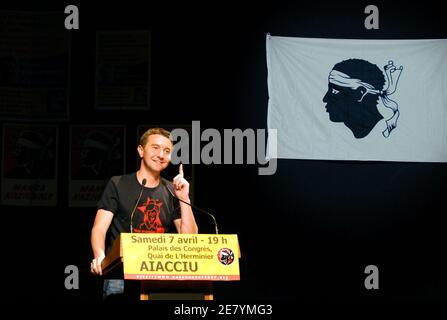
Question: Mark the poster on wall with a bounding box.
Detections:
[1,123,58,206]
[0,11,70,121]
[69,125,126,207]
[95,30,151,110]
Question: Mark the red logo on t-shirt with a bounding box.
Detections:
[134,196,164,233]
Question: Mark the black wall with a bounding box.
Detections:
[1,0,446,304]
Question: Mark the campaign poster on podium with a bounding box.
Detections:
[121,233,240,281]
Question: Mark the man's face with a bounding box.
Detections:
[81,146,97,167]
[322,82,355,123]
[138,134,172,173]
[15,137,38,167]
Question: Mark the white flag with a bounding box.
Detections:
[266,35,447,162]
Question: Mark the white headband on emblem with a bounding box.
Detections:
[329,61,403,138]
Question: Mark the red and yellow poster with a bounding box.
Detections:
[121,233,240,281]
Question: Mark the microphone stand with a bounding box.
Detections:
[130,179,146,233]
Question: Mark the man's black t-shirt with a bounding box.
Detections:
[97,172,180,253]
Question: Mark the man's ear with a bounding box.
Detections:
[137,144,144,158]
[354,86,368,102]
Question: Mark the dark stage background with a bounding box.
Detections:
[1,0,446,305]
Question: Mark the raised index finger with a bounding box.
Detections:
[178,163,184,177]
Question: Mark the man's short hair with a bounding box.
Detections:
[139,128,172,146]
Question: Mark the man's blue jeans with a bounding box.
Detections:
[103,279,124,300]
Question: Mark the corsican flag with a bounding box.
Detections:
[266,35,447,162]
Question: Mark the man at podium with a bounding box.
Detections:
[90,127,198,299]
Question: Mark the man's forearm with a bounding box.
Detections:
[179,201,198,234]
[91,227,106,258]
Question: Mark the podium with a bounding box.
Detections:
[101,233,240,300]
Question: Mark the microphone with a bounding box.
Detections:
[162,179,219,234]
[130,178,146,233]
